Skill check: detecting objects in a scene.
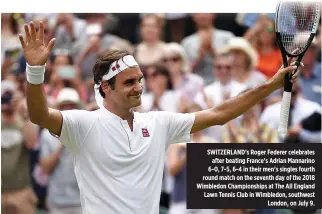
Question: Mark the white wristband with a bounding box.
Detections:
[26,63,46,85]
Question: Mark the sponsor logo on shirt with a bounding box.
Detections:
[142,128,150,137]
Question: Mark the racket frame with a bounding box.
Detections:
[274,1,320,134]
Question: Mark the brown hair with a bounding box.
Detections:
[148,63,173,90]
[93,49,131,97]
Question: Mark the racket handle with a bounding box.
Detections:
[278,91,292,135]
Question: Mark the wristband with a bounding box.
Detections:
[26,63,46,85]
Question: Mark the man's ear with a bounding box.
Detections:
[101,81,111,95]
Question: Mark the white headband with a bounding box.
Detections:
[94,55,139,108]
[102,55,139,81]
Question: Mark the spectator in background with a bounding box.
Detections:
[49,13,87,51]
[1,13,22,80]
[111,14,140,44]
[223,90,278,143]
[135,14,166,67]
[244,15,282,78]
[235,13,275,29]
[140,63,180,112]
[40,88,82,214]
[74,33,102,80]
[165,13,188,43]
[1,80,39,214]
[1,13,21,60]
[74,14,128,80]
[194,51,246,140]
[195,51,246,109]
[46,49,88,103]
[52,65,88,103]
[162,42,204,105]
[260,82,321,144]
[225,37,266,88]
[47,48,74,83]
[168,103,217,214]
[298,38,321,105]
[182,13,235,85]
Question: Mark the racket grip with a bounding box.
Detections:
[278,91,292,135]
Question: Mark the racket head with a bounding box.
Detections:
[275,1,320,57]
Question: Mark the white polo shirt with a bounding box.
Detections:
[59,107,195,214]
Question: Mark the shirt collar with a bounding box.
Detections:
[99,107,137,122]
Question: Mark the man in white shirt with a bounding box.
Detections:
[19,21,300,214]
[181,13,235,85]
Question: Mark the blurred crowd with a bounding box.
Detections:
[1,13,321,214]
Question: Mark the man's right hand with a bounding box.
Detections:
[20,21,63,138]
[19,21,56,66]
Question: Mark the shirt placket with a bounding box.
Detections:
[120,120,133,152]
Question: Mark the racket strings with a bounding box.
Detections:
[277,2,320,55]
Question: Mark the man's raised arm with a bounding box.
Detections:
[19,21,62,136]
[191,65,299,133]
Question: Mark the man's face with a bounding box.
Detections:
[1,91,15,116]
[106,67,144,109]
[213,55,233,84]
[140,15,161,42]
[230,49,248,70]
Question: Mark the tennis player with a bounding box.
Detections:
[19,21,300,214]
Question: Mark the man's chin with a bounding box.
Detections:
[130,98,141,108]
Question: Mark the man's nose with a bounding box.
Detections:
[134,82,143,93]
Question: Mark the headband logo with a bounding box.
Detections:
[101,55,138,81]
[111,64,120,72]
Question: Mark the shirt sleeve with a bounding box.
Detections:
[159,111,195,145]
[59,109,96,153]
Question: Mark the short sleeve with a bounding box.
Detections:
[159,111,195,145]
[59,109,96,153]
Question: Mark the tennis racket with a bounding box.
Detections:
[275,1,320,135]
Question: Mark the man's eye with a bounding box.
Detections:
[124,81,133,85]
